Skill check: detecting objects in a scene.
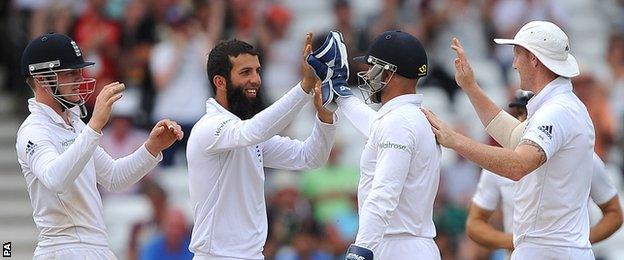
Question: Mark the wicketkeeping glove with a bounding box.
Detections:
[307,31,352,112]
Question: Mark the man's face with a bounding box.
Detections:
[512,46,533,91]
[226,54,264,119]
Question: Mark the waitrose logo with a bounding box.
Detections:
[379,141,407,151]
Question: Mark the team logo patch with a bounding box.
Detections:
[25,141,39,156]
[70,41,82,57]
[417,64,428,76]
[537,125,553,139]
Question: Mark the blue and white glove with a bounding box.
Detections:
[345,244,374,260]
[307,31,352,112]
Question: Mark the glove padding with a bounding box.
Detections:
[345,244,374,260]
[307,31,351,112]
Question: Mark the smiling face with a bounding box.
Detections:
[229,54,261,100]
[224,54,265,120]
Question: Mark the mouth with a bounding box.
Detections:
[244,88,258,98]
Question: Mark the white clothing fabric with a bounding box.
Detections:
[187,84,336,259]
[514,77,594,248]
[33,244,116,260]
[16,99,161,256]
[375,236,440,260]
[338,95,441,252]
[511,242,594,260]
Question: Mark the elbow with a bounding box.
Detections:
[43,179,69,194]
[505,166,527,181]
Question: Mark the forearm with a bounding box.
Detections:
[243,83,311,140]
[466,218,513,249]
[299,116,337,169]
[337,96,375,137]
[590,213,622,243]
[36,126,101,192]
[100,144,161,192]
[463,83,503,127]
[451,133,526,181]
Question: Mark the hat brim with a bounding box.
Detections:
[494,38,579,78]
[68,61,95,70]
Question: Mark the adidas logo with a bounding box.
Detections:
[25,140,39,156]
[537,125,553,139]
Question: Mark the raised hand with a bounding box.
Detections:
[144,119,184,157]
[301,32,320,93]
[88,82,125,133]
[451,37,477,89]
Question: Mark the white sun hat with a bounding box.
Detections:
[494,21,579,78]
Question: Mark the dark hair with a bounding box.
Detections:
[206,39,259,94]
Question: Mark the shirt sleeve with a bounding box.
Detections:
[520,105,566,160]
[472,169,502,211]
[201,83,313,153]
[94,144,162,192]
[16,123,102,193]
[589,153,618,205]
[262,114,337,170]
[337,96,376,138]
[354,114,415,250]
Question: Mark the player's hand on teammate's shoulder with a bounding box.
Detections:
[88,81,125,133]
[451,37,477,90]
[301,32,319,94]
[421,107,458,148]
[145,119,184,157]
[313,81,334,124]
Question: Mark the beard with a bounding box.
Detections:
[226,81,266,120]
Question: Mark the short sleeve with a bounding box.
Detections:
[520,106,566,160]
[472,169,502,211]
[589,154,618,205]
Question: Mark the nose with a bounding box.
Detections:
[251,71,261,86]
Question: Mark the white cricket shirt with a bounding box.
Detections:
[186,84,336,259]
[514,77,595,248]
[16,99,161,256]
[339,95,441,251]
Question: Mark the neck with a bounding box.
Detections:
[215,91,229,110]
[380,78,417,105]
[35,92,72,125]
[528,70,558,96]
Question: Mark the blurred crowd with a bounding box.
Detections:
[2,0,624,259]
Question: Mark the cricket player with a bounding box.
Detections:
[467,92,622,255]
[423,21,596,259]
[16,33,183,259]
[309,30,441,259]
[186,34,336,259]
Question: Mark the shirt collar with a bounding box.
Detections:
[376,94,423,119]
[27,98,79,129]
[206,98,241,120]
[526,77,572,118]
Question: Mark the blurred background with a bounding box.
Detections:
[0,0,623,259]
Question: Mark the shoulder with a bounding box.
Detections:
[190,113,238,139]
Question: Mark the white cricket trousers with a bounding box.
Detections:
[375,235,441,260]
[33,245,116,260]
[511,243,594,260]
